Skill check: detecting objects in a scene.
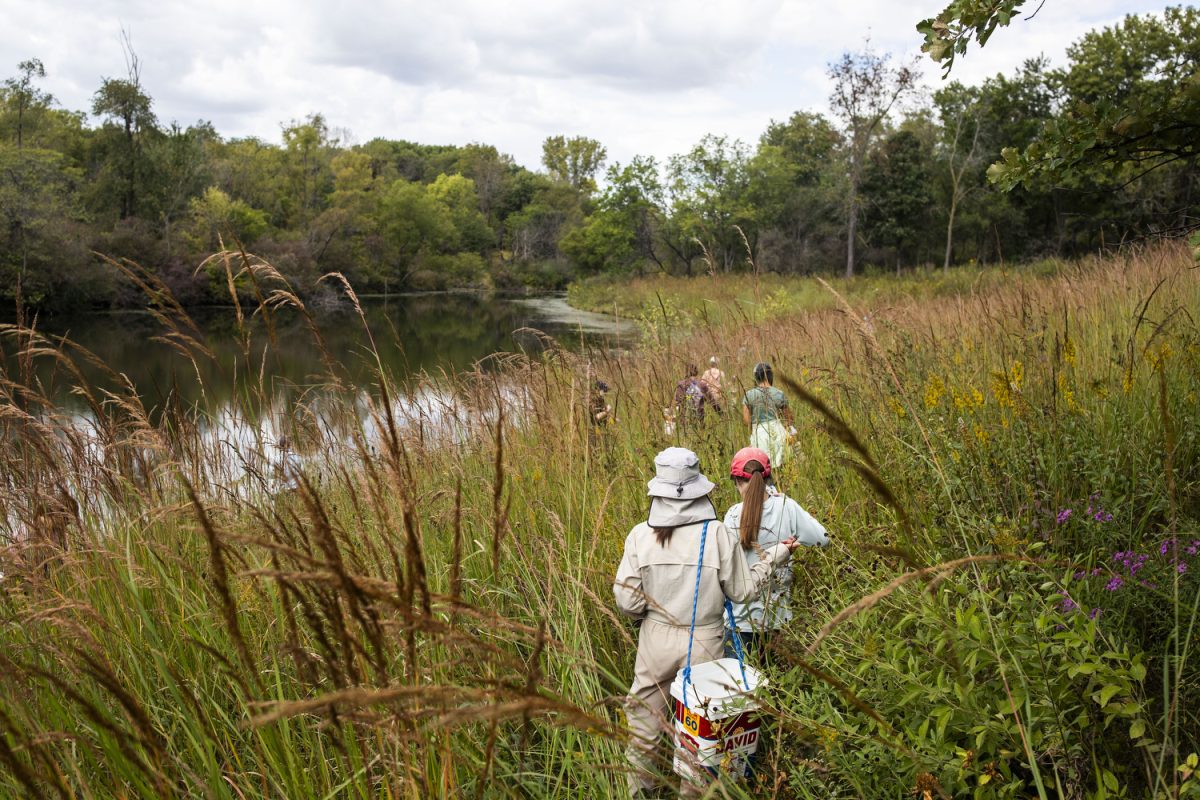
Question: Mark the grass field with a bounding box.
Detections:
[565,259,1065,335]
[0,245,1197,799]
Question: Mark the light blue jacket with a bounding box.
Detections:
[724,487,829,632]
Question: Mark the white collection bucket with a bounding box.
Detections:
[670,657,766,782]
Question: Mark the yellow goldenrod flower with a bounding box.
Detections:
[1009,360,1024,391]
[1145,341,1173,369]
[990,372,1013,408]
[924,375,946,409]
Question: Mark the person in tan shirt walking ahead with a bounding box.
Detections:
[700,356,725,404]
[613,447,804,797]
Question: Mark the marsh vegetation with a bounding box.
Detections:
[1,243,1197,798]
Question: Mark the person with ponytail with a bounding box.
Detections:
[724,447,829,656]
[742,362,794,469]
[613,447,806,797]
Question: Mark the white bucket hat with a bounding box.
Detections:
[646,447,716,500]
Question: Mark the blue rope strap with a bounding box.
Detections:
[682,522,753,708]
[681,521,709,709]
[725,600,750,689]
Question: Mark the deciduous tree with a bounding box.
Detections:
[921,3,1200,209]
[282,114,335,227]
[667,135,755,273]
[749,111,844,272]
[0,147,88,307]
[827,45,918,276]
[561,156,665,274]
[92,38,157,220]
[541,135,607,195]
[3,58,53,148]
[934,82,984,269]
[861,128,934,271]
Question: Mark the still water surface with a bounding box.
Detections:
[5,293,636,414]
[0,293,638,533]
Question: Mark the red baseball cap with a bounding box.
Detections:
[730,447,771,479]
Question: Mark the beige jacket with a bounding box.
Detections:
[613,516,790,632]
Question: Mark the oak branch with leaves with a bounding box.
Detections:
[918,2,1200,208]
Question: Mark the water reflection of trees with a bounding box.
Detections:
[2,295,615,412]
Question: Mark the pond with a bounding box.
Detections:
[2,293,637,415]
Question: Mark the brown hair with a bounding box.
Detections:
[734,460,767,550]
[654,526,675,547]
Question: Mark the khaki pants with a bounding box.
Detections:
[625,619,724,797]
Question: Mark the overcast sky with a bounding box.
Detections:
[2,1,1169,171]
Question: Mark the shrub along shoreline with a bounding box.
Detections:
[0,244,1197,798]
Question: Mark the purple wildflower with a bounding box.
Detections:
[1105,576,1124,592]
[1160,541,1171,556]
[1179,563,1189,574]
[1058,592,1079,613]
[1089,608,1103,620]
[1187,541,1199,556]
[1056,509,1073,525]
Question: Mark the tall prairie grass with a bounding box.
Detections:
[0,245,1197,798]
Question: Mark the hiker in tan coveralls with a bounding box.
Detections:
[613,447,803,797]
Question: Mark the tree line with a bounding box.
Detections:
[1,6,1196,311]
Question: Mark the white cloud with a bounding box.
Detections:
[0,0,1171,170]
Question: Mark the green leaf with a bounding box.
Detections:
[1097,684,1121,708]
[1102,769,1119,791]
[1130,719,1146,739]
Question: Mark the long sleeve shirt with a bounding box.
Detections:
[724,488,828,632]
[613,518,790,632]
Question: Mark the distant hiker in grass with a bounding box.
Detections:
[614,447,804,798]
[724,447,828,660]
[589,379,615,460]
[674,363,720,426]
[701,356,726,403]
[742,362,793,469]
[590,380,613,428]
